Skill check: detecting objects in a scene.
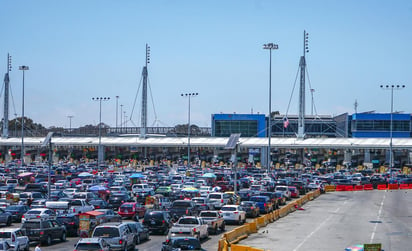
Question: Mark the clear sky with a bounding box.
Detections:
[1,0,411,129]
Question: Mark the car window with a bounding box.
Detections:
[0,232,11,238]
[76,243,102,250]
[93,227,120,237]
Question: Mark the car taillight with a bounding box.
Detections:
[69,222,75,225]
[221,199,223,203]
[12,235,15,242]
[250,207,254,210]
[234,212,239,214]
[193,228,197,232]
[119,240,123,244]
[264,203,267,207]
[22,215,25,218]
[40,231,44,235]
[162,220,165,224]
[37,215,41,218]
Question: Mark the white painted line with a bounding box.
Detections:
[370,191,386,243]
[293,206,341,251]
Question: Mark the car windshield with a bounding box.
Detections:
[26,210,41,214]
[221,207,236,211]
[120,204,134,209]
[208,194,221,199]
[179,218,198,224]
[22,221,41,228]
[250,197,266,202]
[75,243,102,250]
[93,227,120,237]
[172,201,190,208]
[145,212,164,220]
[199,212,216,217]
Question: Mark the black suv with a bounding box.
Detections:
[108,193,133,210]
[56,213,79,237]
[142,211,172,235]
[21,219,67,245]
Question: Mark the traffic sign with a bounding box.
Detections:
[364,243,382,251]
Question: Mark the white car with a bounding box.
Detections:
[22,208,56,223]
[207,192,231,209]
[219,205,246,225]
[274,185,291,200]
[0,228,29,251]
[199,186,214,197]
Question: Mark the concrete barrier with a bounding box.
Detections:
[336,185,346,191]
[377,184,387,190]
[256,216,267,228]
[231,244,266,251]
[354,185,364,191]
[246,221,258,233]
[325,185,336,192]
[399,184,409,189]
[364,184,373,190]
[388,184,399,190]
[223,224,250,245]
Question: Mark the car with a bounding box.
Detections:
[219,205,246,225]
[0,240,14,251]
[21,219,67,245]
[49,190,68,201]
[118,202,146,220]
[288,186,300,198]
[0,228,30,251]
[56,213,79,237]
[123,221,149,245]
[91,222,135,251]
[273,191,287,206]
[108,193,133,210]
[249,195,273,214]
[94,209,122,223]
[240,201,260,218]
[274,185,291,200]
[162,236,202,251]
[207,192,232,209]
[0,208,12,226]
[142,211,173,235]
[73,237,110,251]
[22,208,56,223]
[88,199,110,209]
[4,205,29,223]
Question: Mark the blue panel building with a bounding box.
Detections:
[351,113,411,138]
[211,114,266,137]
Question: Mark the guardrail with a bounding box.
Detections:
[217,189,321,251]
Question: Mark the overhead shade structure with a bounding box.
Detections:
[201,173,216,179]
[88,185,108,191]
[17,172,34,178]
[130,173,145,179]
[78,172,93,178]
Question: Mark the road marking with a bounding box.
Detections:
[370,191,386,243]
[293,206,341,251]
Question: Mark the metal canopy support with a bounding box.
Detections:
[297,31,308,140]
[41,132,54,200]
[2,54,11,138]
[225,134,241,194]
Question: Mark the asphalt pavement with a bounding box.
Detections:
[238,190,412,251]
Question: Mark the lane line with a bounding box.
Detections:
[370,191,386,243]
[293,206,341,251]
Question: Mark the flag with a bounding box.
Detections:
[283,116,289,128]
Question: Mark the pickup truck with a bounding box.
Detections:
[198,210,225,234]
[168,216,209,240]
[69,199,94,214]
[168,200,199,218]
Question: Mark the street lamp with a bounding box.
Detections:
[263,43,278,172]
[380,84,406,170]
[120,104,123,133]
[19,65,29,166]
[67,115,74,133]
[181,93,198,167]
[92,97,110,166]
[115,96,119,133]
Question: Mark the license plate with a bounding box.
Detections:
[125,210,128,213]
[151,220,156,225]
[225,213,231,216]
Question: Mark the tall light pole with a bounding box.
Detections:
[67,115,73,133]
[92,97,110,166]
[380,84,406,170]
[263,43,278,172]
[310,89,315,115]
[19,65,29,166]
[181,93,198,167]
[120,104,123,133]
[115,96,119,133]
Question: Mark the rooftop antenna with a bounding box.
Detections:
[2,54,12,138]
[354,99,358,114]
[140,44,150,139]
[297,30,309,139]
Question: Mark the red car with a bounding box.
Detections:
[288,186,299,198]
[118,202,146,220]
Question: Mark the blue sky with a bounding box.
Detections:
[1,0,411,129]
